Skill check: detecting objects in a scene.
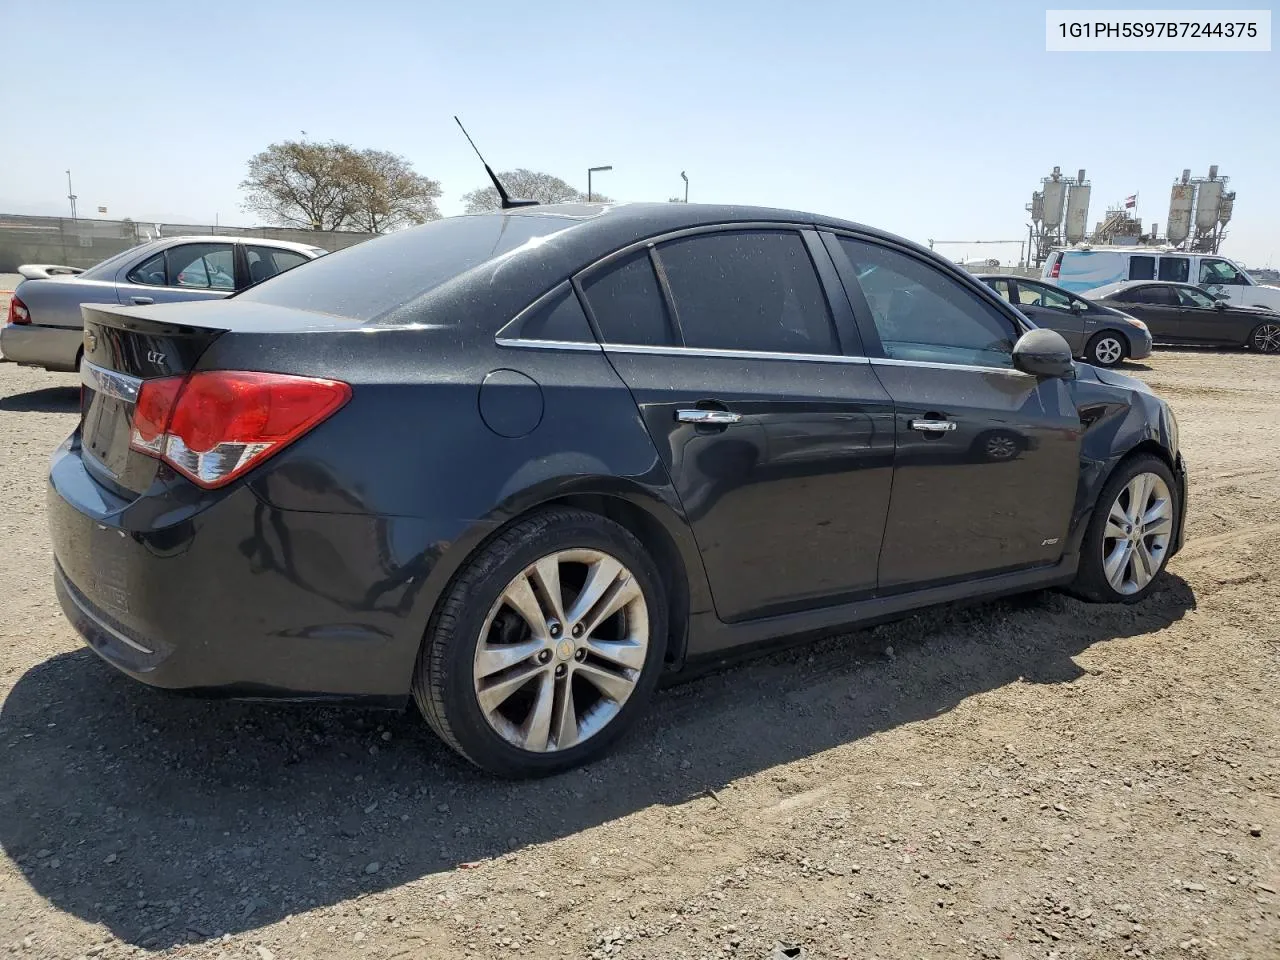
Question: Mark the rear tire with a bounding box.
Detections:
[412,508,668,778]
[1249,320,1280,354]
[1085,331,1127,367]
[1071,454,1178,604]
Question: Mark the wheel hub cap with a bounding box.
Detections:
[1102,471,1174,595]
[472,548,649,754]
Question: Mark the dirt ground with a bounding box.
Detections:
[0,349,1277,960]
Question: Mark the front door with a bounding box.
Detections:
[577,229,896,622]
[1174,285,1237,343]
[827,234,1082,591]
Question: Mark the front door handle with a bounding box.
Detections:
[676,409,741,425]
[909,418,957,433]
[130,296,155,305]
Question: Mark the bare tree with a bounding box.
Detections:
[241,141,360,230]
[346,150,443,233]
[241,141,442,233]
[461,169,610,213]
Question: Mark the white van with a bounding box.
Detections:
[1044,247,1280,311]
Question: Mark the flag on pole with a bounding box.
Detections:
[1124,194,1137,208]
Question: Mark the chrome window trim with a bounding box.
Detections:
[870,356,1032,377]
[599,342,871,365]
[495,337,602,352]
[81,360,143,402]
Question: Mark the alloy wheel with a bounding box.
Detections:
[1093,337,1123,366]
[985,435,1017,460]
[472,549,649,753]
[1101,471,1173,595]
[1252,322,1280,353]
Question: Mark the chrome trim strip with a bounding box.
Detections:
[81,360,143,402]
[62,576,155,655]
[870,357,1032,377]
[600,342,872,365]
[494,337,603,352]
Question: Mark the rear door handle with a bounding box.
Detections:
[130,296,155,305]
[909,418,956,433]
[676,409,741,425]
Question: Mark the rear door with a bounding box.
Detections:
[119,241,238,307]
[244,245,313,288]
[826,234,1081,591]
[577,226,896,624]
[1010,279,1086,353]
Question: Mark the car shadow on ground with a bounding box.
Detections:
[0,385,79,413]
[0,575,1195,949]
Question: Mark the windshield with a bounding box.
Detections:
[237,215,578,322]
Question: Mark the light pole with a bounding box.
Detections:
[680,170,688,203]
[587,165,612,202]
[66,169,78,219]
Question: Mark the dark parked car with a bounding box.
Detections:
[976,274,1153,368]
[49,203,1188,777]
[1083,280,1280,353]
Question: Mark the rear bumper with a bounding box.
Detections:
[0,322,82,371]
[47,435,464,704]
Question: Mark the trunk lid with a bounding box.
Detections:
[80,304,230,496]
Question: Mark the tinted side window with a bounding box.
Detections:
[128,251,167,286]
[1129,256,1156,280]
[984,278,1013,301]
[1018,281,1072,311]
[1176,287,1215,308]
[1128,285,1176,305]
[246,246,310,285]
[1158,257,1190,283]
[838,238,1018,368]
[580,250,675,346]
[502,284,594,342]
[655,230,838,355]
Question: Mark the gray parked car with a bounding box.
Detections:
[975,274,1153,368]
[1,236,325,372]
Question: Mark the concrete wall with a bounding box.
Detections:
[0,215,375,272]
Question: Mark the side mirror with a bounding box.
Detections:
[1013,328,1075,378]
[1070,299,1086,315]
[1214,299,1227,310]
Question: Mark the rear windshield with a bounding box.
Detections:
[236,214,578,322]
[79,242,162,280]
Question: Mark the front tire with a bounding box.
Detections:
[1085,331,1127,367]
[1071,454,1178,604]
[412,508,668,777]
[1249,320,1280,353]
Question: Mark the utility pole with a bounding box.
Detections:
[66,170,78,219]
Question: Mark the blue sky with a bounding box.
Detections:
[4,0,1276,264]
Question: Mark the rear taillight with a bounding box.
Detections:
[128,371,351,488]
[7,294,30,325]
[1049,258,1061,279]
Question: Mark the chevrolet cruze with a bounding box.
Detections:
[48,203,1188,777]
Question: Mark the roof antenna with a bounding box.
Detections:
[454,116,538,210]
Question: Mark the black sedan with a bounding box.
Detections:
[49,203,1188,777]
[975,274,1154,368]
[1084,280,1280,353]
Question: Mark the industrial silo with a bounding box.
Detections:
[1167,173,1194,246]
[1064,170,1091,244]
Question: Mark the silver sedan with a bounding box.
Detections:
[1,236,325,372]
